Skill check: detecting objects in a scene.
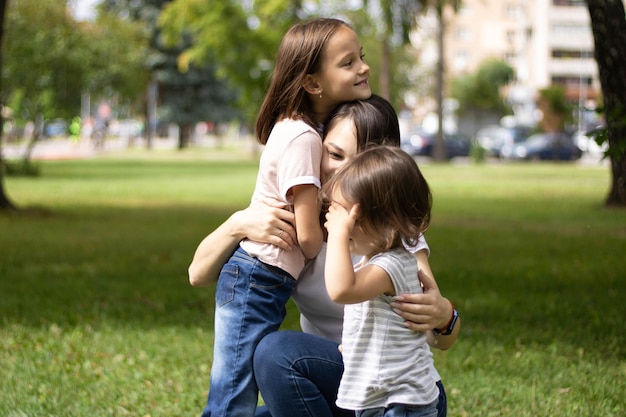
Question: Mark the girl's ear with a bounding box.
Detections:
[303,74,322,95]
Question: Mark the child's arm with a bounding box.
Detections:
[291,184,324,260]
[324,202,394,304]
[188,200,296,286]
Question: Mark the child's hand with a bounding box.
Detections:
[324,201,359,237]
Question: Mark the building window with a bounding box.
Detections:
[504,52,517,64]
[552,0,586,6]
[506,30,515,43]
[552,49,595,59]
[454,51,469,71]
[456,27,471,41]
[552,24,589,36]
[458,4,470,16]
[552,76,592,87]
[505,3,520,18]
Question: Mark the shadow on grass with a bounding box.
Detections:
[1,205,232,329]
[1,199,625,360]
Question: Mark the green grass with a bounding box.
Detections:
[2,149,625,416]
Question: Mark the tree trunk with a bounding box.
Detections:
[178,123,192,149]
[379,37,391,101]
[0,0,17,211]
[432,5,447,161]
[588,0,626,207]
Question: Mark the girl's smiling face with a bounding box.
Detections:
[321,117,358,184]
[315,26,371,105]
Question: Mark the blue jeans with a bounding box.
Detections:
[202,247,296,417]
[355,402,438,417]
[253,331,447,417]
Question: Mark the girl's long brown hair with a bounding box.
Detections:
[255,18,352,145]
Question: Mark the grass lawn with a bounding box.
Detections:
[1,147,625,416]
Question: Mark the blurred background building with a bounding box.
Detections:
[442,0,598,126]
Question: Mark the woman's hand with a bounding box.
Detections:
[391,269,459,350]
[391,269,452,331]
[239,198,297,251]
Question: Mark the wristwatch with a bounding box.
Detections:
[433,307,459,336]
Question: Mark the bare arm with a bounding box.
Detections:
[291,184,324,260]
[391,251,460,350]
[188,200,296,286]
[323,202,394,303]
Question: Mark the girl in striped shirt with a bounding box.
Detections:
[322,145,439,417]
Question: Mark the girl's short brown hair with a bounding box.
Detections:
[321,145,432,255]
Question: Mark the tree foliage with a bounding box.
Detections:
[84,10,150,111]
[451,58,514,114]
[2,0,149,124]
[0,0,150,211]
[158,0,298,123]
[103,0,242,147]
[357,0,461,97]
[3,0,86,121]
[536,86,572,133]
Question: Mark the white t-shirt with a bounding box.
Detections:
[336,248,439,410]
[240,118,322,278]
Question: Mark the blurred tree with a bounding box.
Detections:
[2,0,148,134]
[104,0,241,148]
[158,0,298,127]
[3,0,85,123]
[1,0,89,174]
[84,9,150,114]
[452,58,514,116]
[587,0,626,207]
[0,0,12,210]
[0,0,149,211]
[150,42,240,148]
[536,86,572,133]
[365,0,462,161]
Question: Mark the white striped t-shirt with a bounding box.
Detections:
[336,247,440,411]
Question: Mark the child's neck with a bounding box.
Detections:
[310,99,338,124]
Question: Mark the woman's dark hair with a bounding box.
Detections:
[255,18,352,145]
[324,94,401,151]
[321,145,432,254]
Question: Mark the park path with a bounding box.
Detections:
[1,136,182,160]
[2,136,608,166]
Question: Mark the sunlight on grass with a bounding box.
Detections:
[2,149,625,416]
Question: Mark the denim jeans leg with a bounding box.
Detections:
[435,380,447,417]
[202,247,295,417]
[357,402,438,417]
[253,331,353,417]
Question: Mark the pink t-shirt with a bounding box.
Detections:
[240,118,322,278]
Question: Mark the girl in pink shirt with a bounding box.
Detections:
[201,17,371,417]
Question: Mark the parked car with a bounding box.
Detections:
[500,132,583,161]
[574,127,608,157]
[401,129,471,159]
[44,119,68,138]
[474,124,533,157]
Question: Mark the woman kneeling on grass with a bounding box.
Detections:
[188,95,461,417]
